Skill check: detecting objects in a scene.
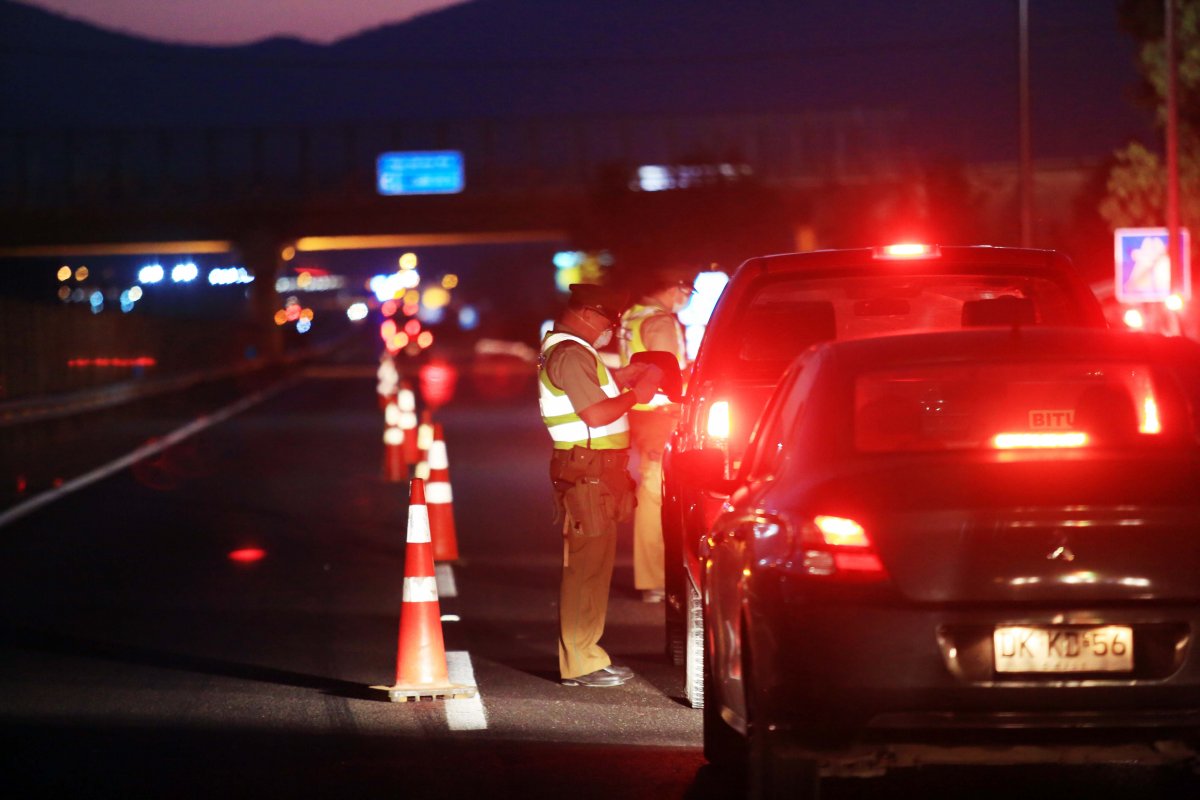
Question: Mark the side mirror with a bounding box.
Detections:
[629,350,683,402]
[672,448,738,494]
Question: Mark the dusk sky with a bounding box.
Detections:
[14,0,471,44]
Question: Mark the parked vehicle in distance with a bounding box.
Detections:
[663,244,1109,700]
[688,327,1200,798]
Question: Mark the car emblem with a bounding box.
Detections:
[1047,545,1076,562]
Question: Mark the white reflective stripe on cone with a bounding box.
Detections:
[399,391,416,412]
[426,481,453,504]
[403,575,439,602]
[415,461,431,480]
[429,442,449,470]
[401,412,419,429]
[407,505,431,543]
[385,404,402,426]
[383,428,405,445]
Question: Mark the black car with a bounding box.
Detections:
[684,327,1200,798]
[662,244,1108,705]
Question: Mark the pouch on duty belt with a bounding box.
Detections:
[549,446,636,536]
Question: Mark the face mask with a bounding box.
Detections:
[592,328,614,349]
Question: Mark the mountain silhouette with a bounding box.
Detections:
[0,0,1153,163]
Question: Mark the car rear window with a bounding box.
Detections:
[854,361,1193,453]
[717,272,1082,379]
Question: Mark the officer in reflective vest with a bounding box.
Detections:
[540,283,661,687]
[618,270,694,603]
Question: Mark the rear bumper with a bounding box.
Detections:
[742,577,1200,751]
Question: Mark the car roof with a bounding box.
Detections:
[736,245,1071,278]
[811,328,1195,375]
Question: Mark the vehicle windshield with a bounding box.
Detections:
[854,360,1196,453]
[717,272,1082,379]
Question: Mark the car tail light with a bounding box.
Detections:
[992,432,1089,449]
[1140,395,1162,434]
[798,514,887,581]
[706,400,731,440]
[873,243,940,260]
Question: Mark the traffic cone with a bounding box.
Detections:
[427,424,459,562]
[375,479,474,702]
[399,381,420,465]
[382,398,407,482]
[414,410,434,480]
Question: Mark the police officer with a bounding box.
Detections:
[618,270,693,603]
[539,284,662,687]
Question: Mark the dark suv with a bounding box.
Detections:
[661,244,1108,705]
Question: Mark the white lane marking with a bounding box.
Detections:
[444,651,486,730]
[435,563,458,598]
[0,379,295,531]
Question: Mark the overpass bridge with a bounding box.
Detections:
[1,108,914,411]
[0,108,910,258]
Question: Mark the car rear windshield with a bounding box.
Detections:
[854,361,1195,453]
[716,273,1082,379]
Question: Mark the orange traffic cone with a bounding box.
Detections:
[427,424,459,562]
[382,398,407,482]
[414,411,434,480]
[375,479,474,702]
[399,382,420,465]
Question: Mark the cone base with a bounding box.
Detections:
[372,682,477,702]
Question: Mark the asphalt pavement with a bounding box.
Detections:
[0,348,1194,799]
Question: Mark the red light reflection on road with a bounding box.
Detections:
[68,357,157,368]
[228,548,267,564]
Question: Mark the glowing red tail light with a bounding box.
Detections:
[705,400,731,440]
[800,514,887,580]
[873,243,940,260]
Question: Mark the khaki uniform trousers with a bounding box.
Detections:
[630,409,678,591]
[558,515,618,679]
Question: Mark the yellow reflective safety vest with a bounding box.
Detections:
[619,302,686,411]
[539,331,631,450]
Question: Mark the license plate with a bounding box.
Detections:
[993,625,1134,673]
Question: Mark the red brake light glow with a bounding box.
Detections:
[992,432,1088,449]
[706,400,731,439]
[873,243,940,260]
[813,515,869,547]
[1140,396,1161,434]
[228,547,266,564]
[802,514,886,580]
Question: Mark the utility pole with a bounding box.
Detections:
[1018,0,1034,247]
[1165,0,1185,306]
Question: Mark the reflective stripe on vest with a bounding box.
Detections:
[619,303,686,411]
[539,331,630,450]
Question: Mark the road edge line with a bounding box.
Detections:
[0,377,297,531]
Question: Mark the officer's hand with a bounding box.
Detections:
[614,362,649,387]
[632,364,664,404]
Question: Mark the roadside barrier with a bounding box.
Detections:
[426,424,459,562]
[374,479,475,702]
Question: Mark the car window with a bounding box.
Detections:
[742,351,822,481]
[713,272,1083,381]
[853,360,1196,453]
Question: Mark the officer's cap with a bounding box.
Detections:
[567,283,628,323]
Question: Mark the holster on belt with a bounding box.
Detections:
[549,447,636,537]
